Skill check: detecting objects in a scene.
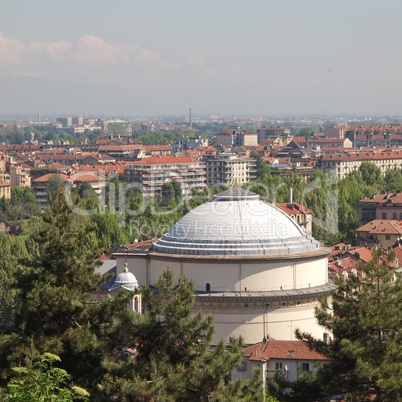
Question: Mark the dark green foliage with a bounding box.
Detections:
[0,190,132,396]
[297,248,402,401]
[0,233,33,330]
[160,180,182,206]
[358,162,382,188]
[10,187,36,206]
[91,212,130,251]
[100,270,264,402]
[384,168,402,192]
[46,174,66,202]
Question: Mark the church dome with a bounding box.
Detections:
[152,188,320,256]
[109,263,139,291]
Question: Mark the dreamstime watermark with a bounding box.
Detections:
[61,170,339,238]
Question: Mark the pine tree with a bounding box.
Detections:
[100,269,265,402]
[297,248,402,401]
[0,190,132,397]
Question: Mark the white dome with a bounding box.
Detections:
[109,263,138,291]
[152,188,320,256]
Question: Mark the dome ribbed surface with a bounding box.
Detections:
[152,188,320,256]
[109,265,138,291]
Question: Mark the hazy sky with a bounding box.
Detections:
[1,0,402,117]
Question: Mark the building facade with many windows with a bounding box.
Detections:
[124,155,206,198]
[204,153,256,186]
[320,150,402,179]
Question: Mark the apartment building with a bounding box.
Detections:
[9,164,31,187]
[124,155,206,198]
[204,153,256,186]
[216,129,258,147]
[324,125,402,145]
[256,126,291,143]
[320,150,402,179]
[358,192,402,226]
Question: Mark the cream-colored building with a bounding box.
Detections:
[320,150,402,179]
[233,340,330,386]
[114,188,333,344]
[205,153,256,186]
[356,219,402,248]
[9,164,31,188]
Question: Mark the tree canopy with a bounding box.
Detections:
[100,269,265,401]
[297,248,402,401]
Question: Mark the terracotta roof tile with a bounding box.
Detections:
[244,340,329,362]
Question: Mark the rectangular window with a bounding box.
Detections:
[393,213,397,220]
[237,361,247,372]
[386,235,391,240]
[275,362,282,371]
[301,363,310,372]
[382,212,386,219]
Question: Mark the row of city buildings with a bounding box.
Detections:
[3,123,402,204]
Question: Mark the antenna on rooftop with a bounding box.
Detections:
[189,107,192,129]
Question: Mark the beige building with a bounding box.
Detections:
[358,192,402,226]
[0,183,11,200]
[233,340,330,386]
[114,188,333,344]
[205,153,256,186]
[216,130,258,147]
[256,126,291,143]
[356,219,402,248]
[320,150,402,179]
[124,155,206,198]
[9,164,31,188]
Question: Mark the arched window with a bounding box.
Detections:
[206,283,211,292]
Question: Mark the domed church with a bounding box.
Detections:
[114,188,334,344]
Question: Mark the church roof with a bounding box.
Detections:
[152,188,320,256]
[109,263,138,292]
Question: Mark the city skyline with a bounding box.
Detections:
[1,0,402,116]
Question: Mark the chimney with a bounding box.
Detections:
[289,187,293,203]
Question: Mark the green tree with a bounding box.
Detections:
[46,174,66,202]
[297,248,402,401]
[0,233,33,330]
[0,190,132,397]
[384,168,402,193]
[100,269,265,401]
[10,187,36,206]
[91,212,129,251]
[2,353,89,401]
[358,162,382,187]
[74,181,98,201]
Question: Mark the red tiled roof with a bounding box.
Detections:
[99,145,143,151]
[309,138,346,144]
[143,145,171,151]
[349,247,372,263]
[244,340,329,362]
[356,219,402,235]
[293,136,307,144]
[360,192,402,205]
[32,173,70,183]
[129,155,199,165]
[322,150,402,162]
[276,202,312,215]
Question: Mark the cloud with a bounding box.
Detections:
[0,32,224,95]
[0,32,24,64]
[30,40,73,60]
